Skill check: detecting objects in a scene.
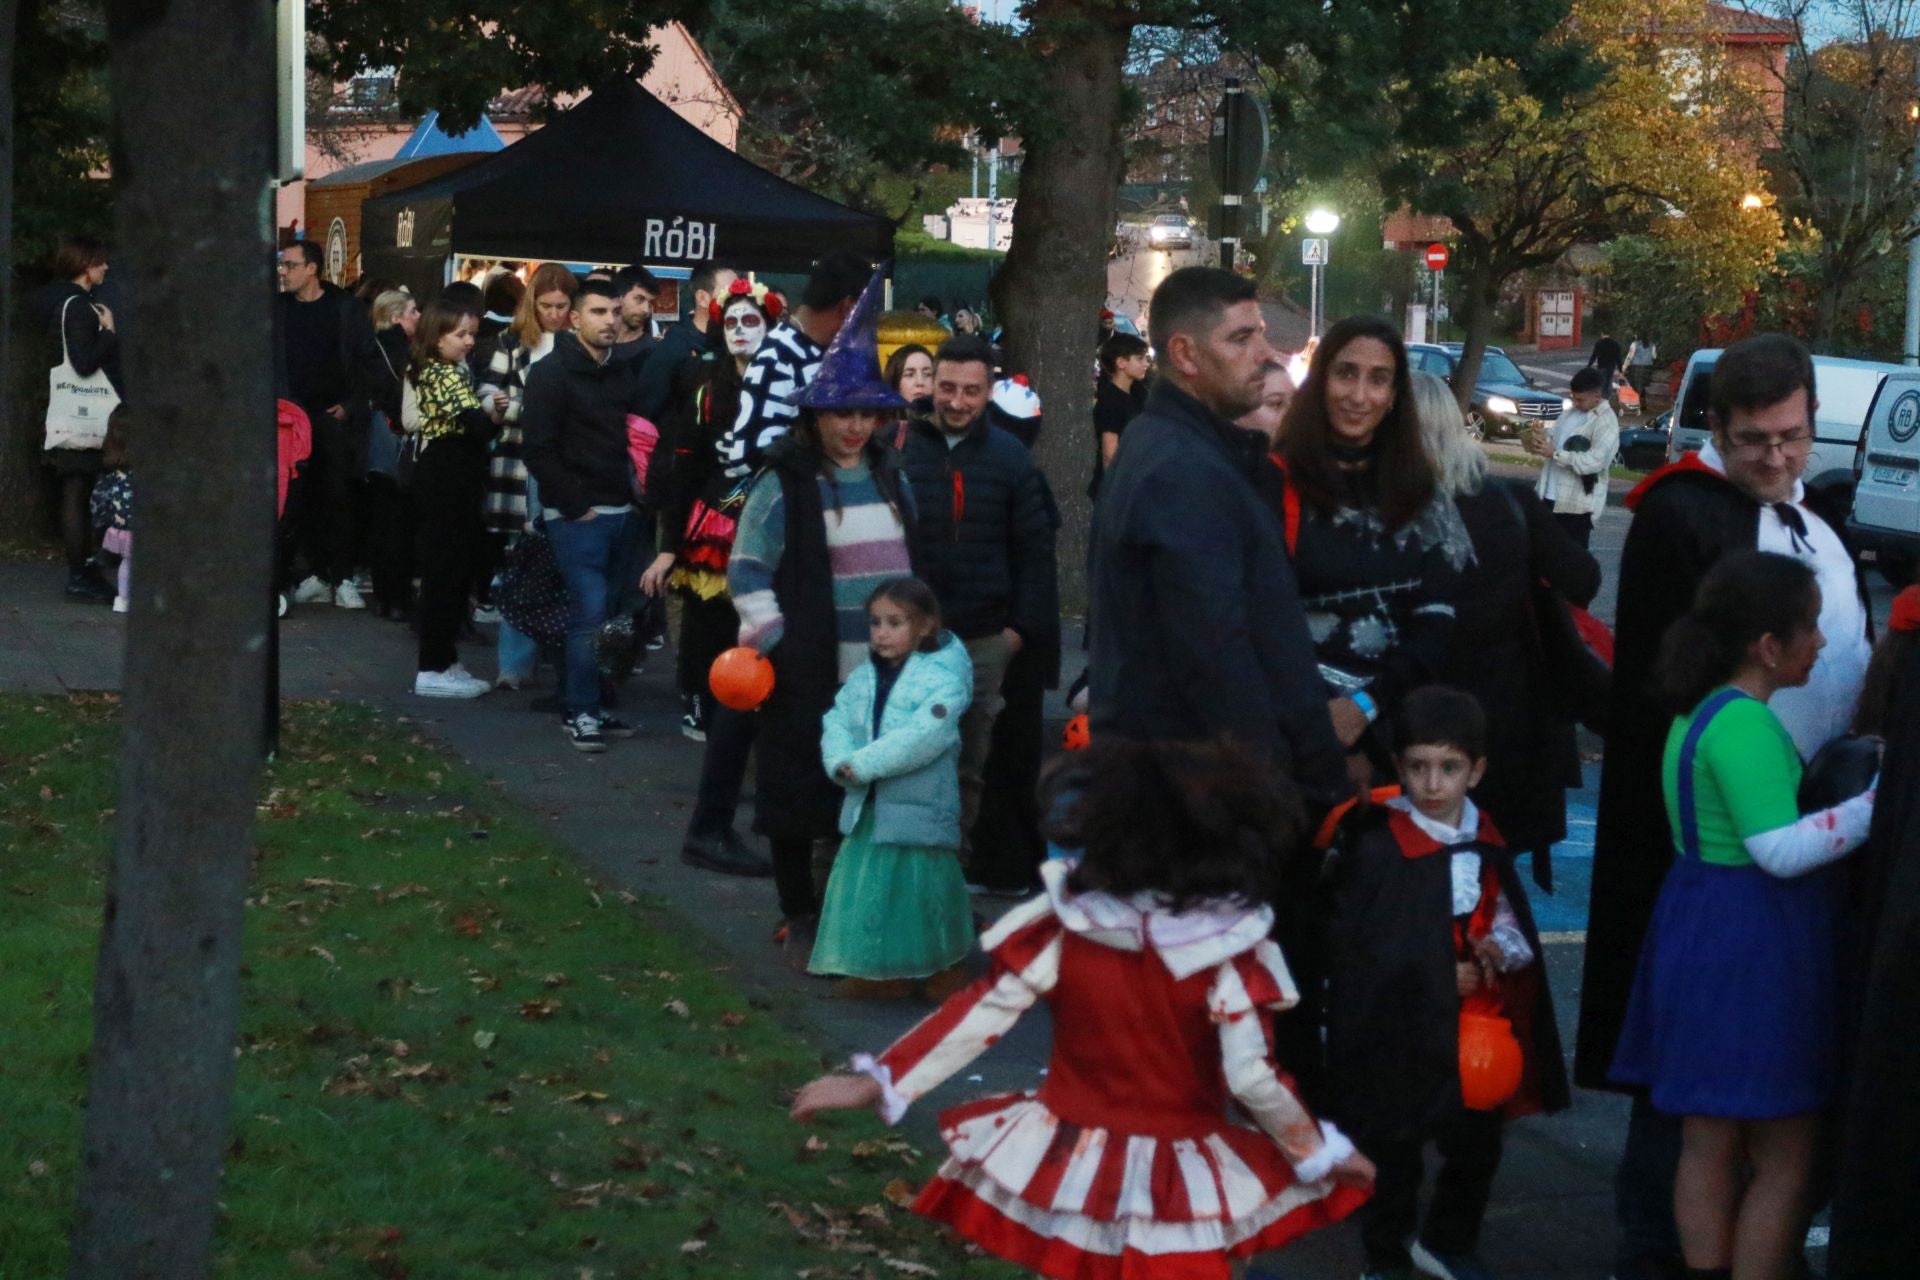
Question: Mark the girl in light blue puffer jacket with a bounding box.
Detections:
[812,578,976,997]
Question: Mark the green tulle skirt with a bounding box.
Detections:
[808,800,975,980]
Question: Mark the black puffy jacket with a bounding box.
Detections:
[900,414,1058,649]
[520,331,638,520]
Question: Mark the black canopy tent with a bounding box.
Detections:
[361,78,894,298]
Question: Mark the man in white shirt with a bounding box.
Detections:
[1526,367,1620,550]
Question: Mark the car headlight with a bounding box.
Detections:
[1562,397,1574,413]
[1486,396,1519,416]
[1151,227,1168,241]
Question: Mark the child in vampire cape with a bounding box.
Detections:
[1324,686,1568,1280]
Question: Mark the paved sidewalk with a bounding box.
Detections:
[0,561,1626,1278]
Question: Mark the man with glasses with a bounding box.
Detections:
[1575,332,1872,1280]
[276,240,381,609]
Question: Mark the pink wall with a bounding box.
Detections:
[278,23,739,236]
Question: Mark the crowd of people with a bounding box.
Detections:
[34,235,1920,1280]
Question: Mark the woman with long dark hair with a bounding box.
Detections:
[1267,315,1471,782]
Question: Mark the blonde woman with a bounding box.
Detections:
[481,263,576,686]
[1415,370,1600,884]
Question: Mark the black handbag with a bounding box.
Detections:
[1496,482,1611,734]
[495,530,570,649]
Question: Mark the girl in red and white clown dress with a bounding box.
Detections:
[792,740,1375,1280]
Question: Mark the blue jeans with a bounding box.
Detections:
[546,509,629,718]
[497,618,538,681]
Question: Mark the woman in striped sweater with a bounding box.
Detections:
[728,286,917,968]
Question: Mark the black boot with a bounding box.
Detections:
[65,566,114,603]
[681,827,773,878]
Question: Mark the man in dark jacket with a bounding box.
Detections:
[1087,266,1347,803]
[277,240,382,608]
[521,278,643,754]
[901,334,1058,853]
[1576,332,1871,1280]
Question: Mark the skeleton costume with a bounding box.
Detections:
[1262,444,1472,730]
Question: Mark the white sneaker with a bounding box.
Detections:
[292,575,333,605]
[413,668,490,699]
[112,596,129,614]
[472,604,500,624]
[333,580,367,610]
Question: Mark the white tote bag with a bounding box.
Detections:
[45,296,120,451]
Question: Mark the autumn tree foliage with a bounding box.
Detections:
[1392,0,1783,406]
[1748,0,1920,345]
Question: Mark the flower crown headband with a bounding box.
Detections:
[710,277,785,325]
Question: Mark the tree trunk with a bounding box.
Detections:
[990,2,1132,612]
[1451,251,1499,422]
[67,0,274,1275]
[1814,247,1854,348]
[0,0,21,541]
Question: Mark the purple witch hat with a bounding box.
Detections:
[797,264,906,412]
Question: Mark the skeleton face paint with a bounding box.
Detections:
[722,301,767,359]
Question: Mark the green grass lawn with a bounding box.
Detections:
[0,694,1020,1279]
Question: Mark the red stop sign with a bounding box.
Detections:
[1425,243,1451,270]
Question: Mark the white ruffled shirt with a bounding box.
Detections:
[1386,797,1534,972]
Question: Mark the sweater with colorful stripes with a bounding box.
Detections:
[729,460,913,681]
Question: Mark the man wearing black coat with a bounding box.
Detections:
[1576,333,1872,1280]
[900,334,1059,860]
[277,240,383,609]
[1086,267,1347,804]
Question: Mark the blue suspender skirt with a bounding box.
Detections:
[1608,689,1840,1119]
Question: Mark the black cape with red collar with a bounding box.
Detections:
[1323,805,1568,1147]
[1572,454,1871,1087]
[1830,641,1920,1275]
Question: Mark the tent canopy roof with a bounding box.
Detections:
[364,79,892,272]
[394,110,507,159]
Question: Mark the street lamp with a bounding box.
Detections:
[1303,207,1340,335]
[1304,207,1341,235]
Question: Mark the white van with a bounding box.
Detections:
[1664,350,1906,507]
[1848,368,1920,586]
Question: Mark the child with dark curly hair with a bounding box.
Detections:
[791,738,1375,1280]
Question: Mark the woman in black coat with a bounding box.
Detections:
[35,234,121,601]
[1266,316,1472,784]
[1413,372,1600,886]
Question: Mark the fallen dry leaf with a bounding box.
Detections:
[881,1178,917,1209]
[662,997,690,1018]
[472,1030,498,1050]
[677,1240,705,1256]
